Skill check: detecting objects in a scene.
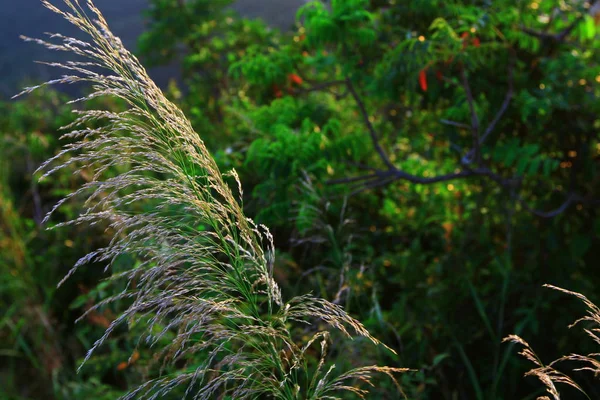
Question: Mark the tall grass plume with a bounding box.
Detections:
[17,0,408,398]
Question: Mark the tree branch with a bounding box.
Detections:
[291,56,594,219]
[328,173,383,185]
[521,15,584,44]
[292,79,347,95]
[517,192,579,218]
[331,165,515,189]
[480,54,515,145]
[441,119,471,130]
[345,76,396,170]
[460,68,480,163]
[461,55,514,165]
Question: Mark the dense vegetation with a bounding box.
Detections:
[1,0,599,399]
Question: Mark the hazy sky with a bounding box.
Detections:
[0,0,305,98]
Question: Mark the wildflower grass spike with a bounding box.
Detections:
[504,284,600,400]
[19,1,407,398]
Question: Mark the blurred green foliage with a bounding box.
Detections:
[1,0,599,399]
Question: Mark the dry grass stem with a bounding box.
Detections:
[504,284,600,400]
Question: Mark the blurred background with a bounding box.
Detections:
[1,0,599,399]
[0,0,305,97]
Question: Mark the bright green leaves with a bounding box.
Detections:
[429,17,461,45]
[577,15,598,42]
[246,119,326,178]
[140,0,274,130]
[297,0,376,49]
[138,0,235,65]
[243,98,330,224]
[230,44,299,87]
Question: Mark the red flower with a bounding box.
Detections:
[461,32,481,49]
[288,73,303,86]
[419,69,428,91]
[461,31,470,50]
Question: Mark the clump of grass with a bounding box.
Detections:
[17,1,408,398]
[504,284,600,400]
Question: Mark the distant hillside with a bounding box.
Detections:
[233,0,307,29]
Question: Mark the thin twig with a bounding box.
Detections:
[480,54,515,145]
[460,54,514,165]
[517,193,578,218]
[460,68,480,162]
[292,79,347,95]
[328,173,383,185]
[345,76,396,170]
[342,160,379,172]
[521,15,584,43]
[26,154,44,226]
[333,166,514,189]
[349,176,399,196]
[441,119,471,130]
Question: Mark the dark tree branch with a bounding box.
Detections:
[345,76,396,170]
[461,55,515,165]
[480,54,515,145]
[348,176,399,197]
[517,192,579,218]
[293,54,595,219]
[333,166,516,189]
[521,15,584,44]
[342,160,379,172]
[514,167,600,218]
[460,68,481,163]
[441,119,471,130]
[328,173,383,185]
